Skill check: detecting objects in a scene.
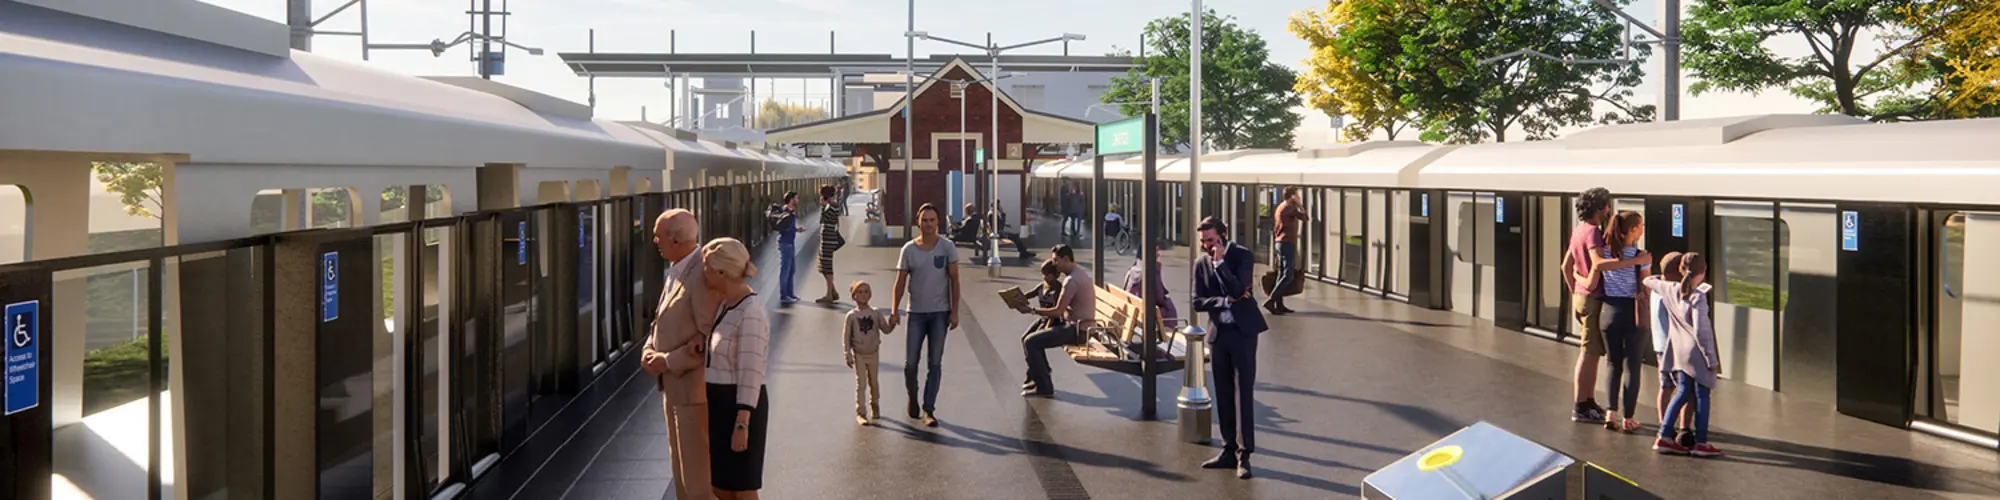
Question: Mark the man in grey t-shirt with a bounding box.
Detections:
[892,203,960,427]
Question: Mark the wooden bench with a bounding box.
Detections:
[1063,284,1191,376]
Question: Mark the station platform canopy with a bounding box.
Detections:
[558,52,1137,78]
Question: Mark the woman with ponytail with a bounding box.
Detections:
[1591,211,1650,433]
[1642,252,1722,458]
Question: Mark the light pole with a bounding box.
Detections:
[913,31,1086,275]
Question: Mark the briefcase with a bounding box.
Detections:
[1261,269,1304,297]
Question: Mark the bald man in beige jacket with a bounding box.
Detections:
[644,209,717,500]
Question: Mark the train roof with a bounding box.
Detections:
[1032,114,2000,206]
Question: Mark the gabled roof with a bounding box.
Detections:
[882,58,1092,127]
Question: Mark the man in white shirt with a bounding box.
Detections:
[642,209,717,500]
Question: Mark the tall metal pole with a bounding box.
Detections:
[1140,77,1161,421]
[987,43,1004,275]
[288,0,312,51]
[1187,0,1204,324]
[904,0,916,235]
[480,0,493,79]
[1663,0,1681,121]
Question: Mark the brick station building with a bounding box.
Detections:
[767,58,1093,234]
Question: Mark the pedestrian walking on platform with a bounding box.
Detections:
[843,281,896,425]
[891,203,960,427]
[1265,187,1308,315]
[773,191,806,303]
[816,184,849,304]
[641,209,717,500]
[1192,216,1266,480]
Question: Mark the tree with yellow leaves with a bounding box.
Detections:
[1289,0,1411,142]
[1910,0,2000,117]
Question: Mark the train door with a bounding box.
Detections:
[1408,190,1443,309]
[1341,189,1365,284]
[1773,202,1840,404]
[1445,192,1497,319]
[1709,201,1781,391]
[499,210,535,451]
[1524,194,1567,337]
[1365,189,1389,293]
[1918,209,2000,437]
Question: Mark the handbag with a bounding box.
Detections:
[1260,269,1305,297]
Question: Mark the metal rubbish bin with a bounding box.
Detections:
[1177,325,1212,444]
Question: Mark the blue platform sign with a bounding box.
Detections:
[517,221,528,265]
[1495,197,1506,223]
[1672,204,1685,238]
[1421,193,1430,217]
[1842,211,1860,252]
[5,300,40,415]
[321,252,339,322]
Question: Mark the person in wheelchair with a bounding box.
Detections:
[1103,204,1127,247]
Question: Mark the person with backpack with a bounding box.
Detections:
[772,192,805,303]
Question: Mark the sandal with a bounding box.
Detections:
[1621,417,1642,433]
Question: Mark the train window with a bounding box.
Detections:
[1714,216,1790,311]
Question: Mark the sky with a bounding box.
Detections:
[200,0,1823,130]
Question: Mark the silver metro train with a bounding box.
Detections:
[1031,113,2000,446]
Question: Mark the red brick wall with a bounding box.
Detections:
[889,66,1025,162]
[881,171,950,225]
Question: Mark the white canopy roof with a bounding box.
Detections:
[0,3,660,170]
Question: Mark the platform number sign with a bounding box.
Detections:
[5,300,40,415]
[1842,211,1860,252]
[321,252,339,323]
[1671,204,1685,238]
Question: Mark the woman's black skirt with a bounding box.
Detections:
[707,383,770,491]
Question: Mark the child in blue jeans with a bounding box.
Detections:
[1642,253,1723,458]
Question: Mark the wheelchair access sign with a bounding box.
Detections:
[6,300,40,415]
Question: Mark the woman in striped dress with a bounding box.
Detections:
[816,184,848,304]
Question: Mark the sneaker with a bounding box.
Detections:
[1021,388,1054,398]
[1653,438,1690,455]
[1690,443,1724,458]
[1572,405,1606,423]
[1677,431,1696,448]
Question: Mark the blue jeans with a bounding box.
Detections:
[904,312,949,413]
[1659,372,1712,443]
[1269,241,1298,307]
[778,241,796,298]
[1022,323,1079,391]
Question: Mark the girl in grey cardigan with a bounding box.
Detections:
[1642,253,1722,458]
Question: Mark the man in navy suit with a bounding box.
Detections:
[1191,216,1266,479]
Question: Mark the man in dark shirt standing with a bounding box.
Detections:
[1193,217,1266,479]
[1266,187,1308,315]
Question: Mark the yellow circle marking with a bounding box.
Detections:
[1418,445,1464,472]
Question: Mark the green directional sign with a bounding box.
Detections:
[1094,117,1145,156]
[975,148,985,164]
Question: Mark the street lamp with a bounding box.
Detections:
[914,31,1086,275]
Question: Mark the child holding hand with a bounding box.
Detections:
[843,281,897,425]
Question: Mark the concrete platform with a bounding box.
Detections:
[463,203,2000,499]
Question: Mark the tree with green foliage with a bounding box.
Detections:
[91,162,164,219]
[1102,11,1303,151]
[1337,0,1653,143]
[1682,0,1948,121]
[1290,0,1415,141]
[754,99,830,129]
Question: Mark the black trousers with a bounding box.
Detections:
[1212,330,1259,458]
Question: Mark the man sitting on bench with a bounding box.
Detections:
[989,207,1035,260]
[951,203,985,257]
[1015,245,1094,398]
